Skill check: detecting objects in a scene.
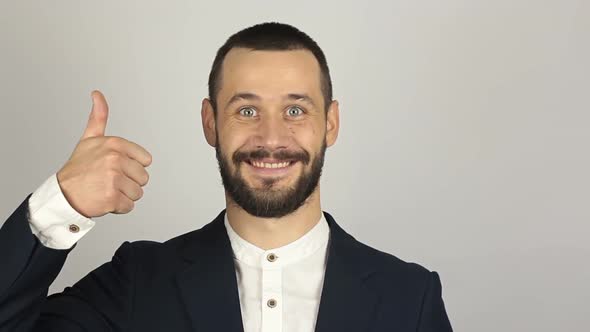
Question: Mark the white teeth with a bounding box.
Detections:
[250,161,292,169]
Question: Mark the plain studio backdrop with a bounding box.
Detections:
[1,1,588,331]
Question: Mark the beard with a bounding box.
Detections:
[215,137,327,218]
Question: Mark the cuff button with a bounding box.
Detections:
[69,224,80,233]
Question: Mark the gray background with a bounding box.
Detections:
[1,0,588,331]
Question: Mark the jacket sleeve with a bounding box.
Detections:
[416,271,453,332]
[0,194,136,332]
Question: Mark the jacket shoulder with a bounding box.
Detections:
[111,221,214,270]
[348,234,435,284]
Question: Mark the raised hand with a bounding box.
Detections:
[56,90,153,218]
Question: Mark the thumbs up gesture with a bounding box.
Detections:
[56,91,153,218]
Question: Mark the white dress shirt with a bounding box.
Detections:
[224,213,329,332]
[28,173,96,249]
[27,172,330,332]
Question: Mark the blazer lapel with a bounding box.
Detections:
[173,210,381,332]
[314,212,381,332]
[175,210,245,332]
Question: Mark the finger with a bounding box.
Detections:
[121,157,150,187]
[112,191,135,214]
[82,90,109,140]
[114,138,153,168]
[116,173,144,202]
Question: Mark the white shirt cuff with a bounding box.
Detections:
[28,173,96,250]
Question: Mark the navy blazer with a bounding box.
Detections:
[0,193,453,331]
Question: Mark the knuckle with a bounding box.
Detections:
[105,170,119,186]
[108,170,121,183]
[105,188,118,204]
[105,136,121,148]
[106,136,129,150]
[105,151,122,164]
[108,179,121,198]
[116,173,125,184]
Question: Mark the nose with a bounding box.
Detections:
[254,114,292,150]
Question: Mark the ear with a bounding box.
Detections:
[201,98,217,147]
[325,100,340,147]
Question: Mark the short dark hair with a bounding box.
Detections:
[207,22,333,114]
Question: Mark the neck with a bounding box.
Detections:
[224,186,322,250]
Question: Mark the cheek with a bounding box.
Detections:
[288,120,320,136]
[289,121,323,144]
[219,126,249,150]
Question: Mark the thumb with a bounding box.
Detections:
[81,90,109,140]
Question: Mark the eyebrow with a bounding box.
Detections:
[224,92,317,110]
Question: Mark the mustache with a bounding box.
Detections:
[232,148,311,165]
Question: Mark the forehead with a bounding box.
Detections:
[218,47,322,104]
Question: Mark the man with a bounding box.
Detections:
[0,22,453,331]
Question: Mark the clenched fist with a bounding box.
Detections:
[56,90,153,218]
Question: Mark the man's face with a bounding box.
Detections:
[202,47,339,218]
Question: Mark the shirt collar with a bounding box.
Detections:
[224,212,330,268]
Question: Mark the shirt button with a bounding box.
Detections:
[69,224,80,233]
[266,253,277,262]
[267,298,277,308]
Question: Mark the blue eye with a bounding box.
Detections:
[239,107,257,117]
[287,106,304,117]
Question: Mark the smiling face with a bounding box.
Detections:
[201,47,339,218]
